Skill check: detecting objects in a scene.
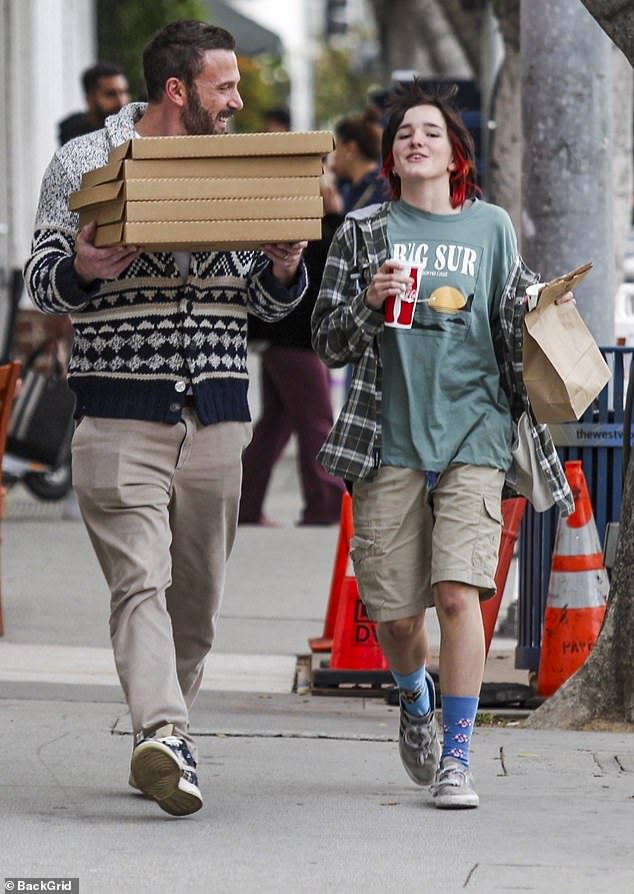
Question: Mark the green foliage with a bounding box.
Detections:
[232,54,290,134]
[314,43,380,129]
[97,0,209,100]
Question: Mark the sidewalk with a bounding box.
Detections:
[1,461,633,893]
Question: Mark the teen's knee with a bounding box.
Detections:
[435,581,479,620]
[379,615,422,642]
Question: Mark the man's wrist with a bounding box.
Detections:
[261,257,306,295]
[73,256,96,288]
[272,263,299,287]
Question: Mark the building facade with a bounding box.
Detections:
[0,0,95,352]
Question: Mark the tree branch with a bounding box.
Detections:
[413,0,473,77]
[441,0,490,75]
[579,0,634,66]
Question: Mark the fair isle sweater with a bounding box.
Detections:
[24,103,307,426]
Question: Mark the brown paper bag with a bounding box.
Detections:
[523,262,611,423]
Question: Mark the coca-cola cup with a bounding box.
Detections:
[384,262,422,329]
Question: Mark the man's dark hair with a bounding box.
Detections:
[143,20,236,103]
[82,62,127,96]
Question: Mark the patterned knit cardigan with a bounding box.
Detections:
[24,103,307,426]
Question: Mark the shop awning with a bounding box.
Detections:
[203,1,284,56]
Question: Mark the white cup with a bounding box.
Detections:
[526,282,544,312]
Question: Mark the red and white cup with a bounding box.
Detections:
[384,262,423,329]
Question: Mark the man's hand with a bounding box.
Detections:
[261,241,307,287]
[73,221,143,286]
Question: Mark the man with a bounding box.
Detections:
[58,62,130,145]
[25,20,307,817]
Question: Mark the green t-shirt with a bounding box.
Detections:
[382,198,516,474]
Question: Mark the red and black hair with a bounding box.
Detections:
[380,80,480,208]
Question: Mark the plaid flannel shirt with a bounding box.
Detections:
[311,203,574,516]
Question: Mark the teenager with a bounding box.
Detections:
[312,81,573,808]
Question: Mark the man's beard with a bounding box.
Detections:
[95,101,114,127]
[181,85,232,135]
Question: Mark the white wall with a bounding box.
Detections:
[4,0,95,270]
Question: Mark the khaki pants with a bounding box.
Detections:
[72,411,251,754]
[351,464,504,621]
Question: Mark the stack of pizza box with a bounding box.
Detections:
[68,131,334,250]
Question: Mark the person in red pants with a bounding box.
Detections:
[239,177,345,526]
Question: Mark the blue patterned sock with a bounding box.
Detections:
[441,695,479,767]
[392,666,431,717]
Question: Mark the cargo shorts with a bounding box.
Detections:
[349,463,505,622]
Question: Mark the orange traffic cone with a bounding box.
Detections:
[310,494,392,693]
[480,497,527,655]
[537,460,609,697]
[308,491,354,653]
[329,576,389,671]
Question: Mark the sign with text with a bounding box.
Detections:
[549,423,634,449]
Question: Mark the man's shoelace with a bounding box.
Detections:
[157,735,197,768]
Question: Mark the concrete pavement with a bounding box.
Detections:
[1,457,633,893]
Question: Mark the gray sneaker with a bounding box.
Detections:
[131,723,203,817]
[432,757,480,809]
[398,671,441,786]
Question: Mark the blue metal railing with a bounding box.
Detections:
[516,346,632,671]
